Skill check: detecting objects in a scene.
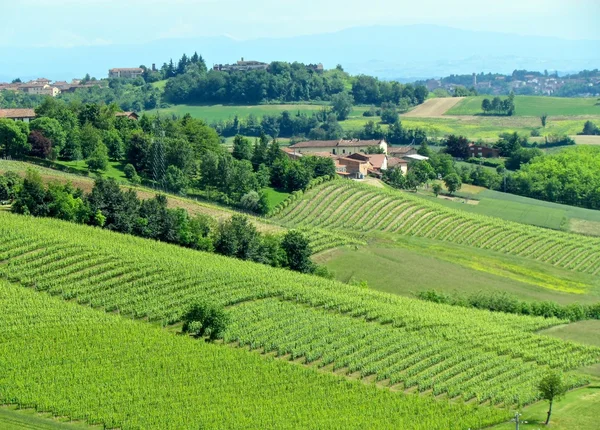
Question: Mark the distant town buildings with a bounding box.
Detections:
[0,77,104,97]
[108,68,144,79]
[422,71,600,96]
[213,58,324,73]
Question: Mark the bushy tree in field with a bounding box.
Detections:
[580,120,599,135]
[443,173,462,195]
[432,183,442,197]
[164,165,188,195]
[182,301,229,341]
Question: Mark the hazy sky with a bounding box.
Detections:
[3,0,599,47]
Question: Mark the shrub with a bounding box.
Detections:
[182,301,229,341]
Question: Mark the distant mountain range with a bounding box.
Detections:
[1,25,598,83]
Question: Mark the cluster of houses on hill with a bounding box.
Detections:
[283,139,427,179]
[0,77,104,97]
[212,58,324,73]
[424,72,600,96]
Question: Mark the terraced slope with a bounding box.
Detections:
[1,213,598,411]
[0,280,509,430]
[273,181,600,275]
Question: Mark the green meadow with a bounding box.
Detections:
[447,95,600,117]
[146,103,327,123]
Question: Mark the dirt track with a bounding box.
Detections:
[403,97,465,118]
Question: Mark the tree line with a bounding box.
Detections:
[380,132,600,210]
[4,170,321,275]
[417,289,600,322]
[0,98,335,214]
[162,57,429,106]
[481,93,515,116]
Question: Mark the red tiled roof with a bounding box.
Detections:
[0,108,36,119]
[366,154,386,169]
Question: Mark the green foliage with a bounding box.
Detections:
[444,134,470,158]
[182,301,229,340]
[443,173,462,195]
[0,171,22,202]
[330,92,354,121]
[281,230,314,273]
[537,371,568,425]
[579,120,600,136]
[416,290,600,322]
[511,146,600,209]
[86,142,109,172]
[164,165,188,195]
[0,118,30,158]
[432,183,442,197]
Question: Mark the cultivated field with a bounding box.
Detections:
[273,181,600,276]
[1,212,598,429]
[446,96,600,117]
[403,97,465,118]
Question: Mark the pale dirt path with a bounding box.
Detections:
[403,97,465,118]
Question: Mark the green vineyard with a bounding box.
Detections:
[0,280,510,429]
[273,181,600,274]
[1,212,598,424]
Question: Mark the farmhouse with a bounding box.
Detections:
[468,144,499,158]
[19,82,61,97]
[288,139,387,156]
[347,153,388,172]
[388,157,408,175]
[109,68,144,79]
[281,147,373,179]
[0,108,37,122]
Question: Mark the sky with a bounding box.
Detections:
[2,0,599,48]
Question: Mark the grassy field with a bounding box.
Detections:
[263,186,291,208]
[0,407,96,429]
[146,103,327,123]
[492,384,600,430]
[417,185,600,235]
[315,235,600,305]
[52,159,129,182]
[447,96,600,117]
[541,320,600,348]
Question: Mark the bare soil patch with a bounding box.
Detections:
[437,195,480,205]
[403,97,465,118]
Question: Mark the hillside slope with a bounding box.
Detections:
[272,181,600,275]
[1,279,507,429]
[1,212,598,413]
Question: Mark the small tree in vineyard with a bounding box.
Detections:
[537,371,567,425]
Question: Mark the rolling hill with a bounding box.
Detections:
[1,212,598,428]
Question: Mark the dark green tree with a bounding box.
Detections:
[281,230,314,273]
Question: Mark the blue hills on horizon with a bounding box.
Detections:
[1,24,598,82]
